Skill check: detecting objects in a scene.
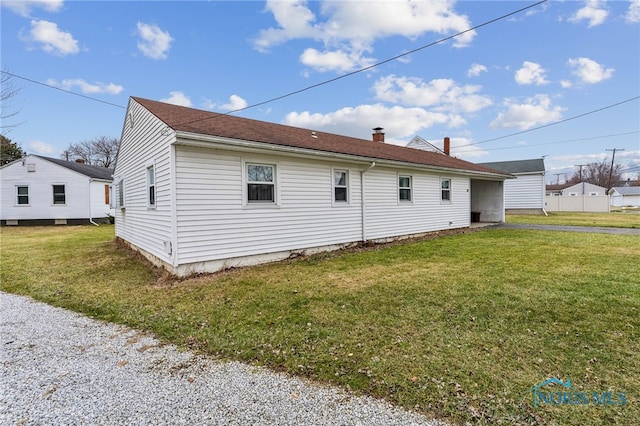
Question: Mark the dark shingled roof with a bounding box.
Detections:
[479,158,546,174]
[132,97,511,178]
[36,156,114,181]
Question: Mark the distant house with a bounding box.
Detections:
[545,183,571,197]
[560,182,607,196]
[113,97,512,277]
[0,155,114,225]
[479,159,546,214]
[610,186,640,207]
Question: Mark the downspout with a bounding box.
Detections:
[361,162,376,242]
[88,178,99,226]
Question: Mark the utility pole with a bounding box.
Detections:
[553,173,563,184]
[606,148,624,190]
[574,164,587,182]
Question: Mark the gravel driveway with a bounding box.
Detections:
[1,292,442,426]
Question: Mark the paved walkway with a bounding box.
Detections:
[490,223,640,235]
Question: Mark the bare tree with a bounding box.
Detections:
[1,68,23,134]
[568,157,623,189]
[62,136,120,168]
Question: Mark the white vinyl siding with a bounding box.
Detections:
[504,173,545,209]
[363,169,470,241]
[113,99,174,264]
[174,146,362,265]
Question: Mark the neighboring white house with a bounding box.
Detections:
[479,159,546,214]
[560,182,607,196]
[610,186,640,207]
[0,155,114,225]
[113,97,512,277]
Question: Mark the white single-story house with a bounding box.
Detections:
[479,158,546,214]
[560,182,607,196]
[610,186,640,207]
[0,155,114,225]
[113,97,512,277]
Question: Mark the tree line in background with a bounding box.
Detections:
[566,158,625,189]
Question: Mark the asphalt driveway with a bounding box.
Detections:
[491,223,640,235]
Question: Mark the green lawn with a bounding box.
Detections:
[1,225,638,425]
[506,211,640,228]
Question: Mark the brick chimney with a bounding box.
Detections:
[372,127,385,143]
[75,158,85,164]
[443,137,450,156]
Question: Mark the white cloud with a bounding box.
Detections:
[300,47,375,73]
[283,103,451,145]
[514,61,549,86]
[627,0,640,23]
[449,137,489,159]
[23,19,78,56]
[467,63,487,77]
[136,22,173,59]
[254,0,475,72]
[202,99,217,110]
[490,94,565,130]
[220,95,248,111]
[160,91,192,107]
[46,78,123,95]
[373,75,492,114]
[27,140,55,155]
[2,0,63,17]
[567,57,614,84]
[569,0,609,27]
[560,80,572,88]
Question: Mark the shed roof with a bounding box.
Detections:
[132,97,511,178]
[35,156,114,180]
[612,186,640,195]
[478,158,545,174]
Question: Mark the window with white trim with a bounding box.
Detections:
[333,169,348,203]
[247,163,275,203]
[52,185,66,205]
[441,178,451,202]
[399,175,412,201]
[111,176,125,209]
[147,164,156,207]
[16,185,29,205]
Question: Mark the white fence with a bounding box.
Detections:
[545,196,610,212]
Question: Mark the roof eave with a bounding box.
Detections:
[174,131,511,180]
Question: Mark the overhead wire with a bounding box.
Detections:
[0,70,126,109]
[481,130,640,152]
[173,0,548,127]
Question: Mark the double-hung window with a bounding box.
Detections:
[441,178,451,202]
[247,163,275,203]
[16,186,29,205]
[147,164,156,208]
[333,169,348,203]
[399,176,412,202]
[52,185,66,205]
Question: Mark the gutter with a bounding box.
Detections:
[360,162,376,242]
[88,178,99,226]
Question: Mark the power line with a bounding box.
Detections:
[468,96,640,146]
[0,70,126,109]
[481,130,640,152]
[174,0,548,127]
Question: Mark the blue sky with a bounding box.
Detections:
[2,0,639,182]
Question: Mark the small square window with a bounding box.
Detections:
[333,169,348,202]
[53,185,66,204]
